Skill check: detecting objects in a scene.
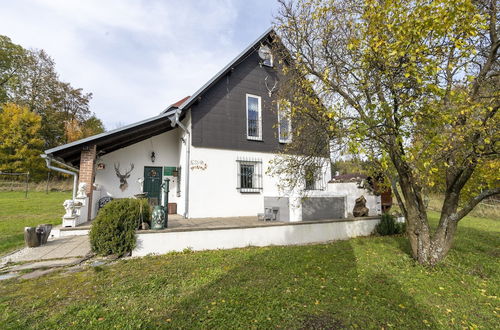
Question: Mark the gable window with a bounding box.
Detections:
[236,157,263,193]
[278,101,292,143]
[246,94,262,140]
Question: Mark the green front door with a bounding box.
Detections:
[144,166,163,206]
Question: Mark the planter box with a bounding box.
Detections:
[167,203,177,214]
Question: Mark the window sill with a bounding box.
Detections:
[247,137,263,142]
[237,188,262,193]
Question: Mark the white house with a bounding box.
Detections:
[43,28,381,228]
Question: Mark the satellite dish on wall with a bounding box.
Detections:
[258,45,273,67]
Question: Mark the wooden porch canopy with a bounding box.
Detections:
[43,109,180,167]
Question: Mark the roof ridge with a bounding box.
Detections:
[177,27,275,111]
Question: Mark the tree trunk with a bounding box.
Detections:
[387,142,475,266]
[406,211,431,264]
[406,211,458,266]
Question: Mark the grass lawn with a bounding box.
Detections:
[0,191,71,255]
[0,211,498,329]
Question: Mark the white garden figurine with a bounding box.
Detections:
[63,199,76,218]
[137,178,144,193]
[76,182,88,198]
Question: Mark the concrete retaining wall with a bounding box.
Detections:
[132,217,380,256]
[302,197,345,221]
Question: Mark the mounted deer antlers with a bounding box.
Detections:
[114,163,134,191]
[265,75,278,97]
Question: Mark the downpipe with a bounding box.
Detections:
[169,110,190,218]
[41,154,79,200]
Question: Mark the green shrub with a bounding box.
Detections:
[89,198,151,256]
[395,222,406,235]
[375,213,405,236]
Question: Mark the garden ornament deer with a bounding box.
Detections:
[114,163,134,191]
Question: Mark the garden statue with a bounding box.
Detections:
[353,195,369,217]
[137,177,144,192]
[63,199,76,218]
[76,182,87,198]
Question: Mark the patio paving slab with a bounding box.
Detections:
[1,235,91,264]
[10,257,83,271]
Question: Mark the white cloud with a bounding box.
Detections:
[0,0,276,128]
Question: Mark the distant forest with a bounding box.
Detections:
[0,35,104,180]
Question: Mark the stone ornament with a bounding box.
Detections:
[63,199,76,218]
[353,195,369,217]
[137,177,144,192]
[76,182,87,198]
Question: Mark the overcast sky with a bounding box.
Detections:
[0,0,279,129]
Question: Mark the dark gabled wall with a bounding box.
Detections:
[190,48,285,153]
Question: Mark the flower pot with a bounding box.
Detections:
[37,224,52,245]
[24,227,40,247]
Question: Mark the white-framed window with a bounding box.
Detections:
[246,94,262,140]
[278,101,292,143]
[236,157,263,193]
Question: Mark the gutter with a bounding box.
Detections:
[168,109,190,218]
[41,154,79,200]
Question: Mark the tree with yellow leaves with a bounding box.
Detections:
[274,0,499,265]
[0,103,45,180]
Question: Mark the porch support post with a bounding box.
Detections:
[79,145,97,221]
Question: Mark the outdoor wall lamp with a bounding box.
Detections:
[151,151,156,163]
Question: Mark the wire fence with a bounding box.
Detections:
[0,171,29,197]
[426,194,499,220]
[0,171,72,197]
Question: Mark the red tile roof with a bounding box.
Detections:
[329,173,367,182]
[170,96,190,108]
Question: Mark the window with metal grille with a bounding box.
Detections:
[305,165,326,190]
[236,157,263,193]
[246,94,262,140]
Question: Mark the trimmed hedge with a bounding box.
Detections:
[375,213,405,236]
[89,198,151,256]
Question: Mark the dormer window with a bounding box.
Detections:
[246,94,262,140]
[278,101,292,143]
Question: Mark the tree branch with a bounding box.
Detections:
[390,176,407,217]
[453,187,500,222]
